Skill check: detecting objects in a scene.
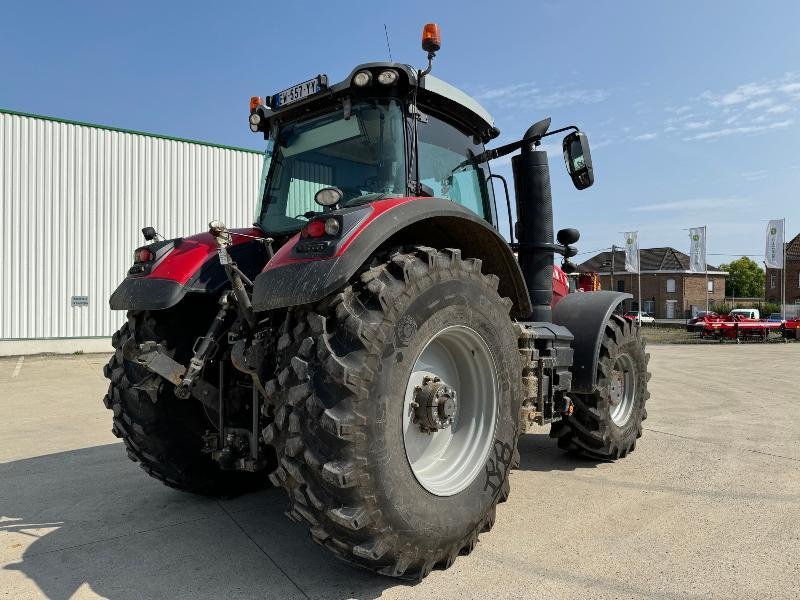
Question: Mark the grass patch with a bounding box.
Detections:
[640,326,706,344]
[639,324,797,345]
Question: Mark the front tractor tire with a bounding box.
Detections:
[550,314,650,459]
[263,247,522,579]
[103,308,262,495]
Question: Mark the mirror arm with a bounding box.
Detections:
[510,241,577,258]
[540,125,579,139]
[467,125,581,167]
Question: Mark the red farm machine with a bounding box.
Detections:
[690,313,786,341]
[103,24,650,579]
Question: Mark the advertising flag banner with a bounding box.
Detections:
[764,219,785,269]
[624,232,639,273]
[688,227,706,273]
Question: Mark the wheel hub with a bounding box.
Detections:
[411,375,457,432]
[609,371,625,407]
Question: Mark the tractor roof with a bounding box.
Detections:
[420,74,495,129]
[261,62,499,143]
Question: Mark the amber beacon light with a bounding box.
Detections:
[422,23,441,53]
[249,96,263,113]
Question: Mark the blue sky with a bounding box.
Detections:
[3,1,799,265]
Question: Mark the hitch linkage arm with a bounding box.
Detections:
[174,292,232,399]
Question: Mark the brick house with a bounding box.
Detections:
[765,232,800,304]
[579,247,727,319]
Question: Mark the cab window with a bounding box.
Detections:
[417,113,494,223]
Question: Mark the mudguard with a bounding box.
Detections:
[552,290,632,394]
[251,197,532,318]
[109,228,268,311]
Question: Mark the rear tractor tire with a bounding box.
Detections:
[550,314,650,459]
[263,247,523,579]
[103,307,264,495]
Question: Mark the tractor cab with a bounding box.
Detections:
[249,62,502,237]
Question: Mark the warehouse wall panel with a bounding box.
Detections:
[0,111,263,339]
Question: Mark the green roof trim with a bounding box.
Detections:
[0,107,263,155]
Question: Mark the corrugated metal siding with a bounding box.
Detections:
[286,160,333,218]
[0,112,262,339]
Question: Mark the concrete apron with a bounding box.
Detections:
[0,337,113,357]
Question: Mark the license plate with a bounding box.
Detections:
[273,75,326,108]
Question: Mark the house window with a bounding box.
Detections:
[707,280,714,293]
[666,278,676,293]
[771,274,777,289]
[643,300,655,313]
[616,279,625,292]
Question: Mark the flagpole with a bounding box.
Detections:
[638,241,642,317]
[704,225,709,313]
[782,217,786,322]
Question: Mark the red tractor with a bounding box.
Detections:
[103,24,650,579]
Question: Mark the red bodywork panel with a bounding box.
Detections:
[551,265,569,306]
[263,197,421,271]
[146,227,263,284]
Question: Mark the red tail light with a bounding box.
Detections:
[134,247,154,263]
[302,220,327,238]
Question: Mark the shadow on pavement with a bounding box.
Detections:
[515,432,602,472]
[0,444,406,600]
[1,435,602,598]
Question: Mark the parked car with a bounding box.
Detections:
[766,313,784,323]
[624,311,655,323]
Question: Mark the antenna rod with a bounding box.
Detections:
[384,24,393,62]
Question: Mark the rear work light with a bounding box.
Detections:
[133,247,154,263]
[377,69,398,85]
[352,70,372,87]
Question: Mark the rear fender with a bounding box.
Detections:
[552,291,632,393]
[109,228,268,311]
[251,197,533,318]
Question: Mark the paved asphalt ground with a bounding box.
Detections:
[1,345,798,599]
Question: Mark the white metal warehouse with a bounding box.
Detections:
[0,109,263,355]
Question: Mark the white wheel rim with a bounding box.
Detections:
[402,325,498,497]
[608,353,636,426]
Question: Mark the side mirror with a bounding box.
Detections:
[141,226,157,241]
[562,131,594,190]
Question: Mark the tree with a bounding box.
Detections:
[718,257,765,298]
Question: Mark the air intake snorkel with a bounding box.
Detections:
[468,118,593,321]
[512,119,556,321]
